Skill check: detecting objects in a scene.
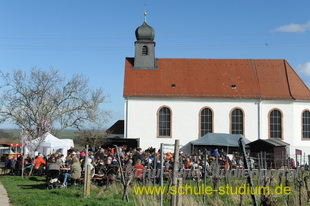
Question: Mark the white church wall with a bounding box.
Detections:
[290,102,310,159]
[126,97,261,149]
[259,100,294,141]
[125,97,310,160]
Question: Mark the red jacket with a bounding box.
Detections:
[134,164,144,178]
[34,156,46,168]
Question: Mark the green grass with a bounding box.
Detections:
[2,129,80,139]
[56,130,80,139]
[1,174,308,206]
[0,176,134,206]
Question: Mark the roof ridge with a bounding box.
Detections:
[251,59,262,98]
[126,57,287,61]
[284,60,310,90]
[157,58,286,60]
[283,60,295,100]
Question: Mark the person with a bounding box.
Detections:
[15,156,23,175]
[165,152,173,160]
[34,154,46,169]
[4,156,11,174]
[47,157,61,171]
[213,148,219,157]
[95,159,105,175]
[291,158,296,169]
[134,159,144,179]
[95,148,105,160]
[67,147,74,155]
[47,157,61,179]
[59,154,65,167]
[248,158,255,169]
[63,157,82,187]
[106,157,119,184]
[224,158,230,170]
[10,156,17,175]
[132,149,141,166]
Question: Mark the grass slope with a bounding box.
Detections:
[1,174,307,206]
[0,176,132,206]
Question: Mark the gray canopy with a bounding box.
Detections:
[180,133,252,154]
[191,133,251,147]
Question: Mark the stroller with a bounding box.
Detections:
[46,168,63,189]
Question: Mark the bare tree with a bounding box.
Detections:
[77,128,107,148]
[0,68,110,152]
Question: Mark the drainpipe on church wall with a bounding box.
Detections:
[257,99,262,139]
[125,97,128,138]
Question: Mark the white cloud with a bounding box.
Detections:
[273,21,310,33]
[296,62,310,77]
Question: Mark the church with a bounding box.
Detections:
[123,17,310,157]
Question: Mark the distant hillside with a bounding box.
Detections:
[0,129,81,142]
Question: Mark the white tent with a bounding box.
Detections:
[29,132,74,157]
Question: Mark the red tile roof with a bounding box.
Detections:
[123,58,310,100]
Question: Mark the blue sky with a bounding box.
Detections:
[0,1,309,129]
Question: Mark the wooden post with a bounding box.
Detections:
[239,138,258,206]
[298,179,302,206]
[84,165,91,198]
[171,140,180,206]
[114,145,129,201]
[285,170,290,204]
[176,178,183,205]
[21,155,25,178]
[282,150,284,168]
[153,148,156,187]
[160,143,164,206]
[203,151,207,203]
[257,153,261,169]
[84,145,90,198]
[153,149,157,199]
[264,151,267,169]
[304,176,310,202]
[296,153,298,168]
[308,155,310,171]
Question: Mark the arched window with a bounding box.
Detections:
[302,110,310,139]
[158,107,171,137]
[142,46,148,55]
[269,109,282,138]
[231,108,244,135]
[200,108,213,137]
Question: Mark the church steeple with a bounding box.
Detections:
[133,12,157,70]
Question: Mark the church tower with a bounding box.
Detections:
[133,13,157,70]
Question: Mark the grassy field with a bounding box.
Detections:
[1,175,306,206]
[0,176,133,206]
[0,129,83,148]
[0,175,251,206]
[0,129,80,140]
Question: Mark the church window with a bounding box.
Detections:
[142,46,148,55]
[302,110,310,139]
[231,108,244,135]
[269,109,282,138]
[158,106,171,137]
[200,107,213,137]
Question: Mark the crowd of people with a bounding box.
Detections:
[1,145,302,189]
[2,146,249,185]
